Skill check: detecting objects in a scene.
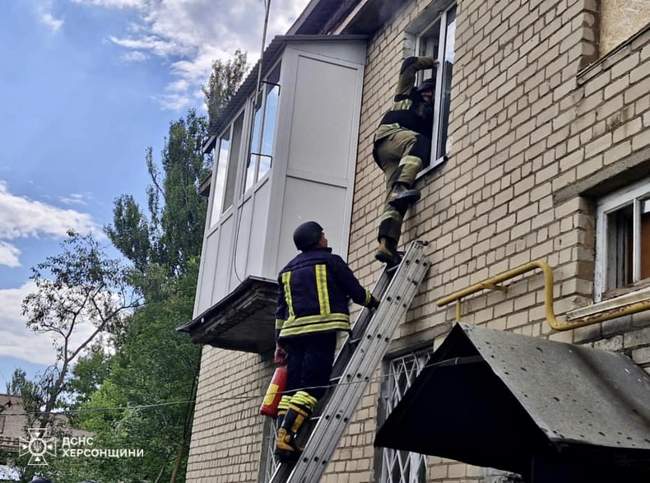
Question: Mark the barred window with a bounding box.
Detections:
[379,351,430,483]
[259,417,280,482]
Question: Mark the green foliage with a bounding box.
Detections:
[203,49,248,134]
[107,110,210,282]
[18,50,249,483]
[67,346,112,412]
[105,195,151,273]
[50,262,200,482]
[21,233,139,429]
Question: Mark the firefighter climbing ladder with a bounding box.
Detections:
[271,240,429,483]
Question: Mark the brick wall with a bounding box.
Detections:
[185,347,274,482]
[341,0,650,481]
[186,0,650,480]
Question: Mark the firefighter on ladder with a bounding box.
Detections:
[374,56,439,265]
[273,221,379,462]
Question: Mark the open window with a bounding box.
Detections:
[415,4,456,170]
[595,177,650,300]
[244,65,281,194]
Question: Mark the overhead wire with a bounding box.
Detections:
[0,355,480,418]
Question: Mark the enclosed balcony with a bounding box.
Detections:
[178,35,367,353]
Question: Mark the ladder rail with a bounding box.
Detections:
[270,241,428,483]
[293,247,428,482]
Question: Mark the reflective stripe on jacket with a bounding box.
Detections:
[275,248,373,339]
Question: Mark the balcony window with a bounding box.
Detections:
[224,112,244,211]
[209,130,231,227]
[244,66,281,193]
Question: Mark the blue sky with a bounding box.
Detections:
[0,0,307,390]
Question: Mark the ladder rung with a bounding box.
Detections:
[270,241,428,483]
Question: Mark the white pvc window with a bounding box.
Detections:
[595,177,650,300]
[380,351,430,483]
[209,110,245,227]
[415,4,456,168]
[209,130,231,227]
[244,66,281,194]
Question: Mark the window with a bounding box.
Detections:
[260,411,279,481]
[415,4,456,165]
[208,111,245,227]
[595,177,650,300]
[209,130,231,227]
[224,113,244,210]
[244,66,281,193]
[380,351,430,483]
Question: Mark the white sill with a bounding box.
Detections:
[416,155,446,181]
[566,286,650,321]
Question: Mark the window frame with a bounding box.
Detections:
[206,104,247,232]
[207,125,233,230]
[595,176,650,301]
[413,2,457,179]
[243,62,282,196]
[379,349,431,483]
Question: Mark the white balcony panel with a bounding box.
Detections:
[248,180,271,276]
[276,177,347,270]
[212,216,235,304]
[286,54,360,180]
[196,227,219,313]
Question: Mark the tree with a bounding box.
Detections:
[203,49,248,134]
[21,232,140,429]
[107,110,210,281]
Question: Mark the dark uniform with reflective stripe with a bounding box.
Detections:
[275,247,373,415]
[374,56,436,244]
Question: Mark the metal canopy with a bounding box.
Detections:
[176,276,278,354]
[375,323,650,479]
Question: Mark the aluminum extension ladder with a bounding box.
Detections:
[270,240,429,483]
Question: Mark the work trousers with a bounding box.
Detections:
[284,331,337,402]
[374,129,429,243]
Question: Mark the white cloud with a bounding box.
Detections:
[0,181,100,267]
[36,0,64,32]
[0,181,98,240]
[71,0,145,8]
[58,193,88,206]
[39,11,64,31]
[120,51,148,63]
[0,282,97,366]
[72,0,311,110]
[0,242,21,268]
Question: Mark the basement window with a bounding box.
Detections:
[379,350,430,483]
[415,3,456,171]
[595,177,650,300]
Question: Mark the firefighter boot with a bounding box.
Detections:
[274,406,309,462]
[388,182,420,211]
[375,237,402,266]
